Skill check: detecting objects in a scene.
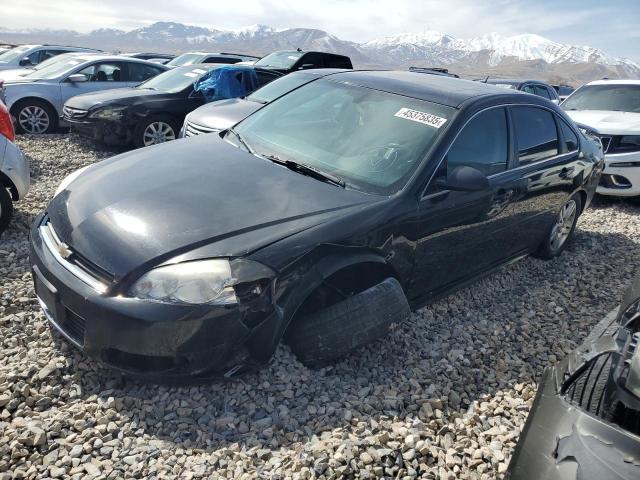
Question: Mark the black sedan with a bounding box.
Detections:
[30,72,603,381]
[63,64,282,148]
[508,277,640,480]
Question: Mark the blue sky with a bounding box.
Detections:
[3,0,640,61]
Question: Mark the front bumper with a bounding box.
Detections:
[28,213,271,380]
[64,116,132,146]
[597,150,640,197]
[0,136,29,200]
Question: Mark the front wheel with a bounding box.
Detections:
[0,187,14,236]
[533,193,582,260]
[13,100,58,134]
[134,115,178,148]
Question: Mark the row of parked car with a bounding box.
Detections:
[0,41,638,477]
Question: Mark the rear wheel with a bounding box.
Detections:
[284,277,410,367]
[13,99,58,134]
[134,115,178,148]
[0,187,13,235]
[533,193,582,259]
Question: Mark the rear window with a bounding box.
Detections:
[512,106,559,164]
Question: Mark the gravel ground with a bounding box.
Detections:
[1,134,639,479]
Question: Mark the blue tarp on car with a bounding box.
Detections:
[194,66,260,103]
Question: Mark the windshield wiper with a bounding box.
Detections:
[261,154,345,188]
[227,128,254,154]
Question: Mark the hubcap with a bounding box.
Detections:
[550,199,577,252]
[143,122,175,146]
[18,106,50,134]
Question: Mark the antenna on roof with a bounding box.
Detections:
[297,48,302,52]
[483,76,489,83]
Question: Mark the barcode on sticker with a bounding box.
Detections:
[394,108,447,128]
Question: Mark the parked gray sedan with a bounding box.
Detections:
[180,69,347,137]
[1,54,168,134]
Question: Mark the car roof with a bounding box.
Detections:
[586,79,640,86]
[328,70,524,108]
[484,78,553,86]
[275,50,348,57]
[67,53,168,64]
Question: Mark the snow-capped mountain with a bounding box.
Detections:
[362,30,639,75]
[1,22,638,82]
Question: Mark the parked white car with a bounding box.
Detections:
[1,54,168,134]
[0,52,79,82]
[0,101,29,234]
[564,80,640,197]
[0,44,100,71]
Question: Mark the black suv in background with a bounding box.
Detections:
[254,50,353,73]
[481,78,560,103]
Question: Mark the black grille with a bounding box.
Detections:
[63,309,86,346]
[600,136,612,153]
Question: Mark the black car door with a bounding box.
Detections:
[408,106,526,299]
[502,105,584,252]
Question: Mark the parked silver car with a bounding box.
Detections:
[1,54,168,134]
[0,101,29,234]
[0,52,79,82]
[0,44,100,71]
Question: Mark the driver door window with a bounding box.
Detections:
[75,62,126,82]
[432,107,508,190]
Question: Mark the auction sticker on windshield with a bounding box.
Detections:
[394,108,447,128]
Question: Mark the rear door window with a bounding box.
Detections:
[511,106,559,164]
[446,107,509,176]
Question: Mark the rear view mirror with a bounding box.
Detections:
[67,74,88,83]
[435,166,489,192]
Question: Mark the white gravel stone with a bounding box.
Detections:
[1,134,638,478]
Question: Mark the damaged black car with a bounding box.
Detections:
[507,277,640,480]
[63,64,281,148]
[29,72,603,381]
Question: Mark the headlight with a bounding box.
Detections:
[89,106,127,120]
[54,165,90,197]
[128,259,275,306]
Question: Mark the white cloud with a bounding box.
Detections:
[1,0,638,60]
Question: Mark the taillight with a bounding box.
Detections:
[0,101,15,142]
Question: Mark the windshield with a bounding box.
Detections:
[247,72,316,104]
[138,65,212,93]
[23,57,86,79]
[166,53,204,67]
[562,84,640,113]
[229,79,454,194]
[255,51,304,69]
[0,46,32,63]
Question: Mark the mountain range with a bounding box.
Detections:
[1,22,638,85]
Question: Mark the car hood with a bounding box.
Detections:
[187,98,261,131]
[47,134,374,278]
[64,87,168,110]
[565,110,640,135]
[0,68,32,81]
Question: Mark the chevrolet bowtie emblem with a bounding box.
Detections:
[57,242,72,259]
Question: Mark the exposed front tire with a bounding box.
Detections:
[533,193,582,260]
[284,277,411,367]
[0,187,14,235]
[134,115,179,148]
[12,99,58,134]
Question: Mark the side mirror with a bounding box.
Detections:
[435,166,489,192]
[67,74,88,83]
[19,57,33,67]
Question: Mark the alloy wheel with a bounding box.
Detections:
[143,122,176,146]
[549,199,577,252]
[18,105,50,134]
